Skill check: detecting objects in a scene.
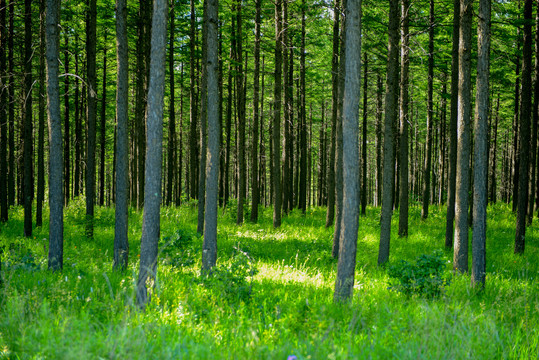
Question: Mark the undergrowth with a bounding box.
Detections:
[0,202,537,359]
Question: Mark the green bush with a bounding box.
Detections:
[388,251,450,298]
[159,229,198,268]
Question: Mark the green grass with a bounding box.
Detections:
[0,200,538,359]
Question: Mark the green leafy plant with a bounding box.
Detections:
[159,229,197,268]
[388,251,451,298]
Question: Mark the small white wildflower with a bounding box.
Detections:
[65,276,68,282]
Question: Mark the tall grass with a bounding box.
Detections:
[0,200,537,359]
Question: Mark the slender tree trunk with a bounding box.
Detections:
[189,0,198,200]
[513,18,521,212]
[282,0,292,214]
[334,0,361,302]
[46,0,64,271]
[99,36,107,207]
[64,34,71,206]
[166,2,176,207]
[375,73,382,207]
[202,0,219,272]
[445,0,460,248]
[472,0,490,288]
[197,0,208,234]
[361,51,368,216]
[23,0,34,237]
[74,35,81,198]
[7,0,14,208]
[113,0,129,270]
[36,0,45,226]
[528,2,539,223]
[489,94,499,203]
[515,0,533,254]
[378,0,400,265]
[422,0,434,219]
[0,0,7,223]
[86,0,97,238]
[136,0,168,308]
[453,0,473,273]
[250,0,261,222]
[398,0,410,237]
[299,2,307,214]
[439,73,447,204]
[236,0,246,225]
[326,0,340,227]
[273,0,283,228]
[224,53,233,206]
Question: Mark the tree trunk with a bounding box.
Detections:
[421,0,434,219]
[0,0,7,223]
[113,0,129,271]
[528,3,539,224]
[299,1,307,214]
[512,19,521,212]
[23,0,33,238]
[250,0,261,222]
[36,0,45,226]
[189,0,198,200]
[7,0,14,208]
[99,35,107,207]
[378,0,400,265]
[282,0,292,214]
[46,0,64,271]
[64,33,71,206]
[361,51,368,216]
[202,0,219,273]
[326,0,340,227]
[489,94,499,203]
[453,0,473,273]
[445,0,460,248]
[197,0,208,234]
[136,0,168,308]
[398,0,410,237]
[472,0,490,288]
[166,2,176,207]
[273,0,283,228]
[236,0,246,225]
[375,73,382,207]
[74,35,81,198]
[86,0,97,238]
[334,0,361,303]
[515,0,533,254]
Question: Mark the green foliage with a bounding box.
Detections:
[159,228,198,268]
[201,246,258,303]
[388,251,451,298]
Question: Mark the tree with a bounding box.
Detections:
[23,0,33,238]
[136,0,168,308]
[398,0,410,237]
[86,0,97,238]
[273,0,283,228]
[472,0,490,288]
[113,0,129,271]
[166,1,176,207]
[378,0,400,266]
[36,0,45,227]
[0,0,7,223]
[334,0,361,302]
[299,0,308,214]
[528,0,539,224]
[250,0,261,222]
[99,34,108,206]
[64,32,71,206]
[515,0,533,254]
[189,0,198,201]
[445,0,460,249]
[453,0,473,273]
[236,0,246,225]
[202,0,219,272]
[46,0,64,271]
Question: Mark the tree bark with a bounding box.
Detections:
[99,35,107,206]
[64,33,71,205]
[36,0,45,226]
[361,51,368,216]
[250,0,261,222]
[375,73,382,207]
[334,0,361,303]
[299,1,307,214]
[46,0,64,271]
[0,0,7,223]
[166,2,176,207]
[189,0,198,200]
[398,0,410,237]
[378,0,400,265]
[236,0,246,225]
[86,0,97,238]
[113,0,129,271]
[515,0,533,254]
[197,0,208,234]
[202,0,219,273]
[453,0,473,273]
[7,0,14,208]
[136,0,168,308]
[445,0,460,248]
[23,0,33,237]
[528,2,539,224]
[273,0,283,228]
[472,0,490,288]
[74,34,81,198]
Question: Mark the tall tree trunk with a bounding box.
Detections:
[74,35,81,198]
[7,0,14,208]
[224,50,233,207]
[421,0,434,219]
[166,2,176,207]
[472,0,490,288]
[453,0,473,273]
[299,1,307,213]
[0,0,7,223]
[36,0,45,226]
[361,51,368,216]
[528,3,539,223]
[23,0,33,237]
[236,0,246,225]
[113,0,129,270]
[489,94,499,203]
[189,0,198,200]
[334,0,361,303]
[177,63,184,206]
[64,33,71,206]
[326,0,340,227]
[375,73,382,207]
[136,0,168,308]
[512,17,521,212]
[398,0,410,237]
[99,35,107,207]
[273,0,283,228]
[378,0,400,265]
[197,0,208,234]
[439,73,447,204]
[46,0,64,271]
[250,0,261,222]
[445,0,460,248]
[202,0,219,272]
[282,0,292,214]
[515,0,533,254]
[86,0,97,238]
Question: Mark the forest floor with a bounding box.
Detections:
[0,200,538,359]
